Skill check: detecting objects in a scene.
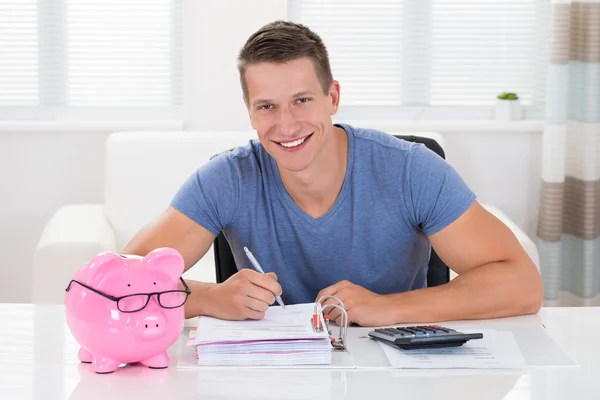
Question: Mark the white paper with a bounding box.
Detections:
[192,303,332,366]
[379,329,527,369]
[195,303,329,342]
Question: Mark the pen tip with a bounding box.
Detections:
[243,246,249,252]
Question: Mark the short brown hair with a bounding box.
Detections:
[237,20,333,103]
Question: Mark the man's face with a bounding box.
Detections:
[244,57,340,173]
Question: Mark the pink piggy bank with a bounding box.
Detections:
[64,247,190,374]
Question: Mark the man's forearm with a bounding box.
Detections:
[388,258,543,324]
[182,279,218,319]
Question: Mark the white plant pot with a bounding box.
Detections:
[495,99,522,121]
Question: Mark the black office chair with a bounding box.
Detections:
[213,135,450,287]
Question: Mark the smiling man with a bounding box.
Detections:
[123,20,543,327]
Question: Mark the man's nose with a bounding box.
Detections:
[278,105,295,123]
[277,105,300,131]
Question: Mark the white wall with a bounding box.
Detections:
[183,0,287,130]
[0,0,545,303]
[444,131,543,238]
[0,132,109,302]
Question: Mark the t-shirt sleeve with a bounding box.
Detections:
[169,153,240,236]
[402,143,477,236]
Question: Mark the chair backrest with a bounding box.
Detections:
[213,133,450,288]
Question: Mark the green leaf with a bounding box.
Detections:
[497,92,519,100]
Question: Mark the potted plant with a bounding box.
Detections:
[496,92,521,120]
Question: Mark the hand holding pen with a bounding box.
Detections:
[244,247,286,309]
[199,248,283,321]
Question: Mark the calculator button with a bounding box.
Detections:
[375,329,394,337]
[398,329,416,337]
[425,325,449,334]
[427,327,445,334]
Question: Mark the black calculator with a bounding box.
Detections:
[368,325,483,350]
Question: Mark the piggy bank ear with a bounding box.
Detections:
[84,252,127,285]
[143,248,185,281]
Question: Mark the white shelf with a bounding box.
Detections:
[0,120,184,133]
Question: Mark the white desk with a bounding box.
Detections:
[0,304,596,400]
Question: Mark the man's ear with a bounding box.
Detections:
[329,80,341,116]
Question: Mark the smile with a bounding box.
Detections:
[275,133,314,150]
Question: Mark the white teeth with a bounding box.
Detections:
[280,136,307,148]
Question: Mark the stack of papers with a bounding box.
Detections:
[190,303,332,366]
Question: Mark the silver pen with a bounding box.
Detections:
[243,246,286,309]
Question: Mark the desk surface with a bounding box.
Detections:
[0,304,597,400]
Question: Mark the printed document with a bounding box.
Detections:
[379,329,527,369]
[194,302,329,342]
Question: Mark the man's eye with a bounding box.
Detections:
[258,104,273,111]
[296,97,311,104]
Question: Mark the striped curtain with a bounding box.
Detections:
[538,0,600,306]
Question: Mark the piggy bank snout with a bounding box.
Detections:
[134,313,167,339]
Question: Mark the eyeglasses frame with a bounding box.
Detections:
[65,277,191,313]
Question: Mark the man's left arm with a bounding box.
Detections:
[392,200,543,323]
[317,140,544,326]
[317,201,543,326]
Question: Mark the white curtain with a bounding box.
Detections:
[537,0,600,306]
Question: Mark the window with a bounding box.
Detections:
[0,0,182,121]
[289,0,550,120]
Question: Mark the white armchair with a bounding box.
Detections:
[32,130,257,303]
[32,204,117,303]
[32,130,540,303]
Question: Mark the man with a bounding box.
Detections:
[123,20,543,327]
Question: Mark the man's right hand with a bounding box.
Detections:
[203,269,282,320]
[121,206,283,321]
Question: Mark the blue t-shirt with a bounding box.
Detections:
[171,124,476,304]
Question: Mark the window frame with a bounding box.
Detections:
[0,0,182,122]
[287,0,550,121]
